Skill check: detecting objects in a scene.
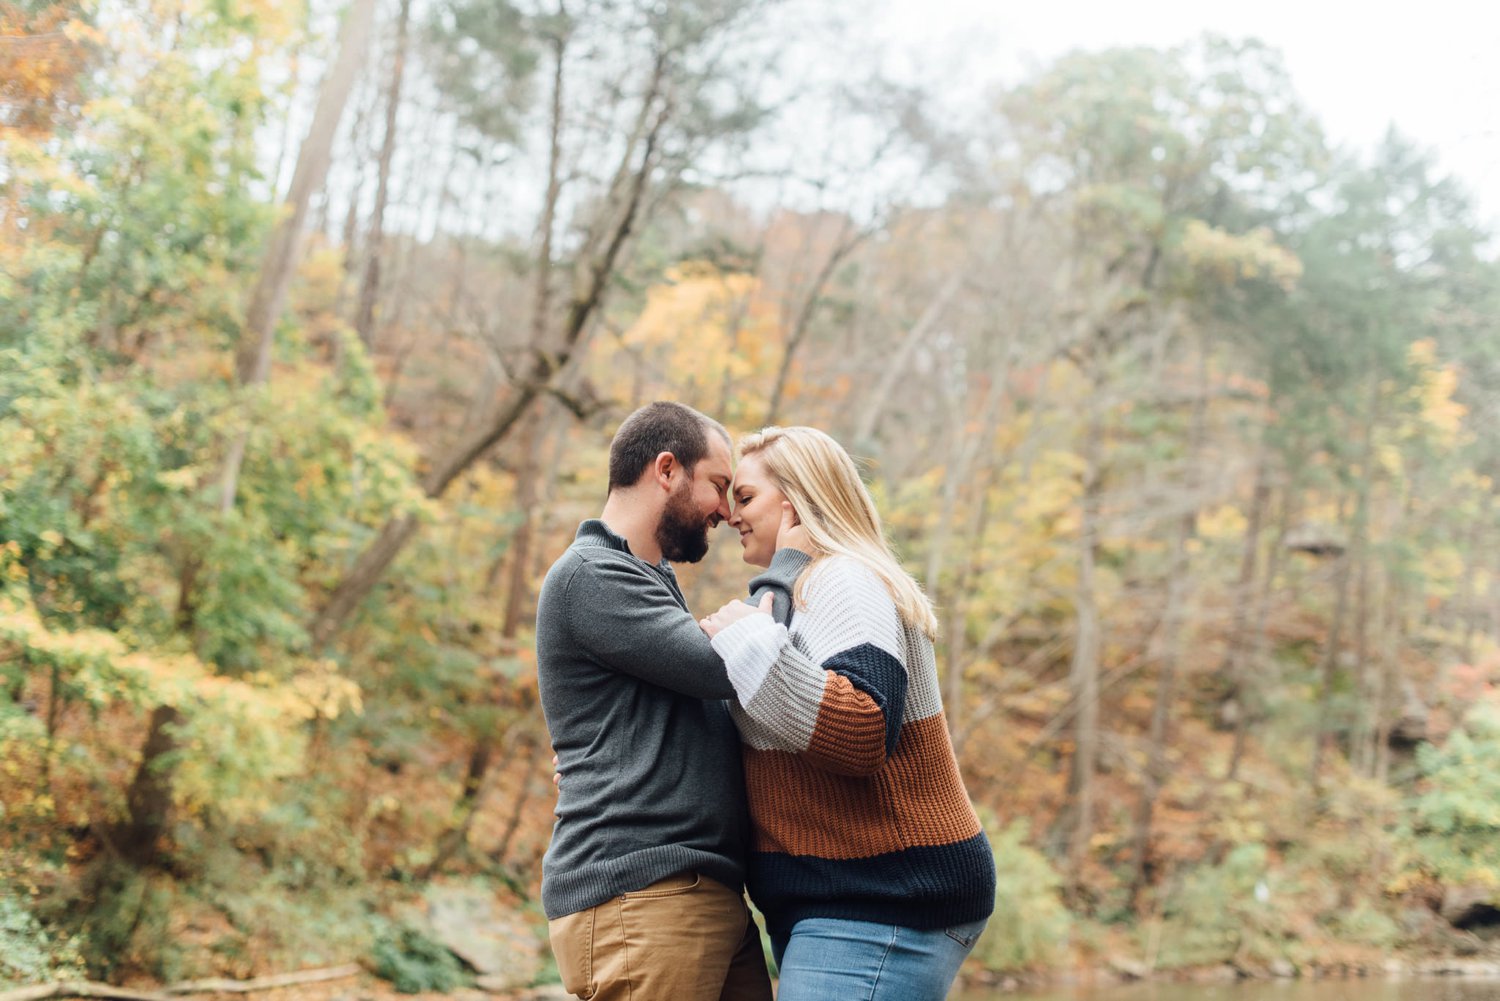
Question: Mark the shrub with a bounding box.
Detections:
[1150,844,1300,969]
[973,819,1073,972]
[371,922,468,994]
[1410,696,1500,887]
[0,893,87,987]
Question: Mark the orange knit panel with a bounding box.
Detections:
[744,714,982,860]
[804,673,889,775]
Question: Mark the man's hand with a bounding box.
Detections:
[699,591,774,639]
[552,752,562,818]
[775,500,812,555]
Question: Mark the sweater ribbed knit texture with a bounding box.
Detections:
[712,552,996,936]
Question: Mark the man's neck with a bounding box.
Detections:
[599,492,663,565]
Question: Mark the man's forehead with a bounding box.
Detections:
[703,435,733,477]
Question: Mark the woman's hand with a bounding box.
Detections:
[775,501,812,555]
[699,591,774,639]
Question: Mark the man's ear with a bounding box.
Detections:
[653,451,677,491]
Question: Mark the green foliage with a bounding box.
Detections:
[195,848,375,970]
[371,922,468,993]
[1322,902,1400,950]
[423,0,537,144]
[1411,696,1500,886]
[74,864,181,979]
[0,893,87,987]
[1151,844,1300,969]
[974,819,1072,972]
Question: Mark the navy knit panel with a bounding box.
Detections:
[824,642,908,757]
[748,832,996,937]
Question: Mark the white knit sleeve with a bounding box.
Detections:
[710,612,788,704]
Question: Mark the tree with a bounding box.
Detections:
[353,0,415,349]
[219,0,378,512]
[307,0,788,648]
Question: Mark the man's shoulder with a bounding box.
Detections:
[538,546,646,649]
[556,540,644,571]
[541,542,653,598]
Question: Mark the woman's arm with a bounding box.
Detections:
[706,558,908,776]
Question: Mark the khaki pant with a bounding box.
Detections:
[548,872,772,1001]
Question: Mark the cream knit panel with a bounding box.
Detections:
[901,623,945,723]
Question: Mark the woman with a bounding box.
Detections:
[700,426,995,1001]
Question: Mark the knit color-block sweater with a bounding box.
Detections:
[711,550,996,937]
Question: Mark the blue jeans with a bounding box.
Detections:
[771,916,988,1001]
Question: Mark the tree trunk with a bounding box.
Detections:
[1128,332,1206,910]
[1311,517,1353,788]
[531,20,567,350]
[495,23,568,639]
[113,705,182,867]
[501,409,546,636]
[417,732,499,881]
[219,0,378,512]
[491,731,541,868]
[1218,441,1269,703]
[1375,467,1418,781]
[1054,359,1104,892]
[936,369,1011,750]
[943,484,995,752]
[1312,378,1380,787]
[1350,528,1375,776]
[1351,382,1388,777]
[1373,577,1402,784]
[1128,515,1187,912]
[338,99,369,284]
[1459,493,1491,665]
[1228,479,1292,781]
[353,0,412,349]
[764,223,868,425]
[848,273,962,451]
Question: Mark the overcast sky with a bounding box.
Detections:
[865,0,1500,230]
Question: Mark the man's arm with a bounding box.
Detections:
[561,555,735,699]
[747,548,812,626]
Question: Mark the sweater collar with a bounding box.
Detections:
[575,518,628,551]
[574,518,671,571]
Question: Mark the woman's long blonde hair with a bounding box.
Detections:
[739,426,938,639]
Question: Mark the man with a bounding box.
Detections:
[536,401,775,1001]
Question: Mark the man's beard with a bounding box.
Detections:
[656,482,711,563]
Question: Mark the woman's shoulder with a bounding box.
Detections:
[803,554,887,598]
[804,555,894,618]
[799,556,903,647]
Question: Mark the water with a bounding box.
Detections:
[956,979,1500,1001]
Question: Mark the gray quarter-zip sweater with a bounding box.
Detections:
[535,518,808,919]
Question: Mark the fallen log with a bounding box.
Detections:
[1,966,362,1001]
[0,983,170,1001]
[164,965,363,995]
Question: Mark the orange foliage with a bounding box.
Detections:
[0,2,95,140]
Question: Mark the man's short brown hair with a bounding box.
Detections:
[608,402,729,492]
